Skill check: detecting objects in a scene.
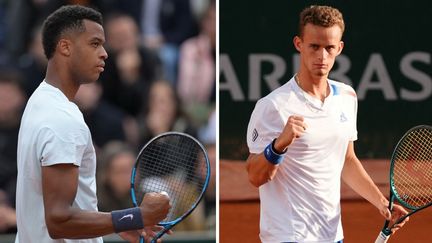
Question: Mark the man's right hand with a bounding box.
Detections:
[274,115,307,152]
[140,192,171,226]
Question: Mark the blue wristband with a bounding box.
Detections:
[111,207,144,233]
[264,139,286,165]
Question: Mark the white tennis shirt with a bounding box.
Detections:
[247,76,358,243]
[15,81,102,243]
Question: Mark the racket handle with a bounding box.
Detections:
[374,231,390,243]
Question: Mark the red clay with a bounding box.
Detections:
[220,200,432,243]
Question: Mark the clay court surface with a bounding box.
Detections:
[220,160,432,243]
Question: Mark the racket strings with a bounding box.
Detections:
[393,127,432,208]
[135,135,208,222]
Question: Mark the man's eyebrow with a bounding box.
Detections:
[90,37,105,43]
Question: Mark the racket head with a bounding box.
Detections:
[389,125,432,210]
[130,131,211,224]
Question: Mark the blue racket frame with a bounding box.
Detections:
[130,131,211,243]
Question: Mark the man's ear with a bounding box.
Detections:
[57,39,72,56]
[293,36,302,52]
[336,41,344,56]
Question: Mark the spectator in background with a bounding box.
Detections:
[5,0,49,62]
[4,0,84,61]
[0,190,16,233]
[17,24,47,97]
[100,12,162,116]
[140,0,163,50]
[74,82,127,150]
[156,0,198,85]
[4,0,121,63]
[177,0,215,105]
[0,70,26,233]
[96,141,210,232]
[198,109,216,147]
[136,80,196,146]
[189,0,212,21]
[177,1,215,124]
[96,141,135,212]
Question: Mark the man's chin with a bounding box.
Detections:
[313,70,329,77]
[90,73,102,83]
[80,77,99,85]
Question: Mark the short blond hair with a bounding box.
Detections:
[298,5,345,37]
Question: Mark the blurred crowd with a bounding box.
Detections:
[0,0,216,234]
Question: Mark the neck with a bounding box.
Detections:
[295,71,329,101]
[45,60,80,101]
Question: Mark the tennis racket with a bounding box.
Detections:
[130,132,210,243]
[375,125,432,243]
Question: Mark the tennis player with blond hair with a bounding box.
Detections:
[246,5,409,243]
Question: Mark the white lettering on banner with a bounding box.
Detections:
[330,54,353,86]
[357,53,397,100]
[219,52,432,102]
[219,54,245,101]
[249,54,286,100]
[400,52,432,101]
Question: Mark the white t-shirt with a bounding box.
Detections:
[15,81,102,243]
[247,77,358,243]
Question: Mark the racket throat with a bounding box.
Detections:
[150,224,175,243]
[382,228,392,236]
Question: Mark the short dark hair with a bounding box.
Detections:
[42,5,103,59]
[298,5,345,37]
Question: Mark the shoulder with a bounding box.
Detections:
[259,79,296,109]
[250,80,294,121]
[26,87,87,136]
[328,79,357,98]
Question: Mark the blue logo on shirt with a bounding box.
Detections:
[340,112,347,122]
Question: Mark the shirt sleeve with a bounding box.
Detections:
[36,126,89,167]
[246,98,285,154]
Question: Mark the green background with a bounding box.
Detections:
[220,0,432,160]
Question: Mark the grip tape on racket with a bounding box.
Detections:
[374,231,390,243]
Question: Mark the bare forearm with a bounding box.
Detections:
[42,165,117,239]
[46,208,114,239]
[245,116,307,187]
[342,156,387,208]
[246,153,279,187]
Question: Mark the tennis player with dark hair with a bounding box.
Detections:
[246,5,409,243]
[15,5,170,243]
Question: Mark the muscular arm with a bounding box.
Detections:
[246,115,307,188]
[42,163,170,240]
[342,142,410,229]
[246,153,279,187]
[42,164,114,239]
[341,142,388,212]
